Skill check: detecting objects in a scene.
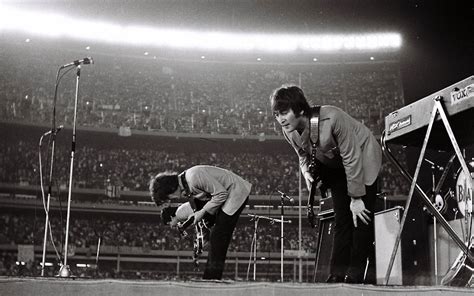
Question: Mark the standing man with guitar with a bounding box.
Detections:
[270,85,382,284]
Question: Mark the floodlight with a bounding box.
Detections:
[0,4,402,53]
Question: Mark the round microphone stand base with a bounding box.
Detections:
[58,264,71,277]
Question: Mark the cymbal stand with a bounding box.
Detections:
[425,158,440,284]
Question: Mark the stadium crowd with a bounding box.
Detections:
[0,41,410,197]
[0,213,317,253]
[1,137,301,195]
[0,212,317,279]
[1,42,403,137]
[0,136,408,197]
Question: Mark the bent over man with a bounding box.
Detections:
[150,165,251,280]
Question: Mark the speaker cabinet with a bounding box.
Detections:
[374,206,404,285]
[313,209,335,282]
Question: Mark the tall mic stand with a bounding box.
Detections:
[247,214,260,281]
[95,236,101,267]
[59,65,82,277]
[40,67,63,276]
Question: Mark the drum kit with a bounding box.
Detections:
[382,76,474,286]
[416,152,473,286]
[433,156,473,222]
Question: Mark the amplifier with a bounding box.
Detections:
[375,206,404,285]
[318,196,334,216]
[374,205,432,285]
[314,209,335,282]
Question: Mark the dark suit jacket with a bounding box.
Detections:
[283,105,382,197]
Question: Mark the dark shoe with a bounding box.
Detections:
[326,274,344,283]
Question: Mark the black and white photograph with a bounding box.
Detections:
[0,0,473,295]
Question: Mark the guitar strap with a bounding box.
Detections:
[307,106,321,228]
[309,106,321,173]
[178,172,212,268]
[178,171,212,220]
[179,171,197,210]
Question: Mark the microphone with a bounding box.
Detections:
[42,125,64,136]
[277,190,294,203]
[61,57,94,68]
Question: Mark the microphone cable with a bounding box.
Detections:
[38,133,63,264]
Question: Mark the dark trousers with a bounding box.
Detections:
[320,164,377,283]
[202,197,248,280]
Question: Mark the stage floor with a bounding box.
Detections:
[1,277,473,296]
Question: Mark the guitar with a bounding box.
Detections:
[177,213,215,267]
[307,162,324,228]
[307,182,317,228]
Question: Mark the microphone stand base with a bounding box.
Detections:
[57,264,72,278]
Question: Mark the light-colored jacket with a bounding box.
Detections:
[283,105,382,197]
[185,165,252,215]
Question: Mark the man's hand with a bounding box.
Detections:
[192,208,206,224]
[303,171,315,190]
[169,217,179,227]
[303,171,314,184]
[304,171,324,190]
[349,198,371,227]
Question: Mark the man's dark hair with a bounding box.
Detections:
[270,84,311,116]
[149,171,179,206]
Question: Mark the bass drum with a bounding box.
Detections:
[454,161,474,217]
[439,157,474,287]
[434,157,474,221]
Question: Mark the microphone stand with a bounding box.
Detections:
[40,67,63,277]
[247,214,291,281]
[247,214,260,281]
[59,65,82,277]
[95,236,101,267]
[280,192,285,282]
[278,191,293,282]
